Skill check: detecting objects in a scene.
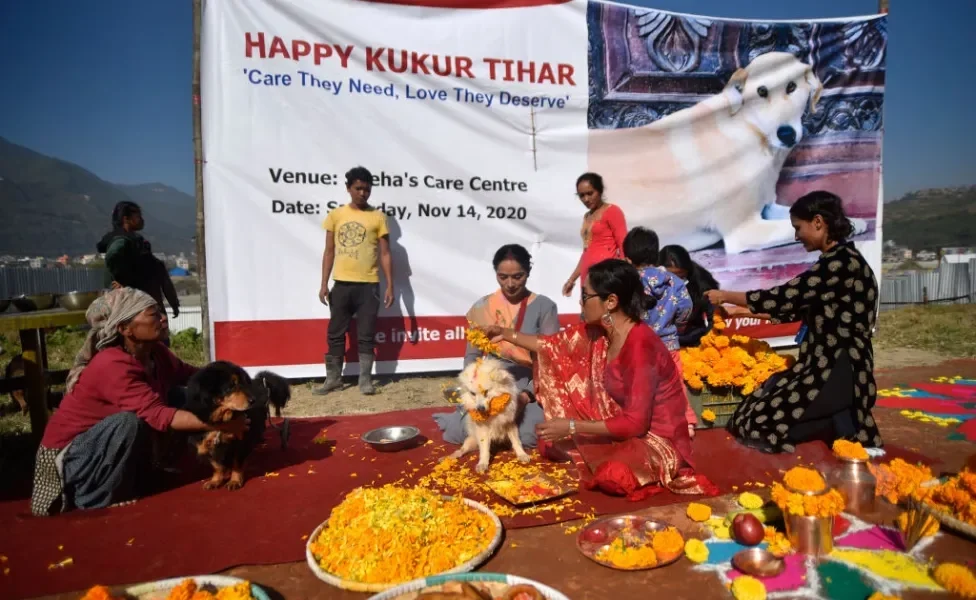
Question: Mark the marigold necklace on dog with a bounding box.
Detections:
[469,393,512,423]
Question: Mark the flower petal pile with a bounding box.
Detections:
[309,486,496,585]
[832,440,869,461]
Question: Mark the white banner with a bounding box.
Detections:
[201,0,886,377]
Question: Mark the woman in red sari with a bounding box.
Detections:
[561,173,628,297]
[485,259,715,499]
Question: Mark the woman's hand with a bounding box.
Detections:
[561,279,576,297]
[704,289,725,305]
[318,282,330,305]
[383,285,394,308]
[215,414,249,437]
[536,418,572,442]
[481,324,504,342]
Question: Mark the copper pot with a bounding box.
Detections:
[782,471,835,557]
[828,457,876,516]
[784,513,834,557]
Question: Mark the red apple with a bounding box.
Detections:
[732,513,764,546]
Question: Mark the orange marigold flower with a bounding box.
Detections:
[832,440,869,461]
[870,459,933,505]
[80,586,117,600]
[166,579,198,600]
[783,467,826,493]
[595,537,657,569]
[468,394,511,423]
[933,563,976,598]
[651,527,685,560]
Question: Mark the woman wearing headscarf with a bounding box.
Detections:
[31,288,246,516]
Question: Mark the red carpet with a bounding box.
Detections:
[0,407,932,600]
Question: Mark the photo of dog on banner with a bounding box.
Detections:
[31,10,885,517]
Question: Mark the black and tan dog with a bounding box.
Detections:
[184,361,290,490]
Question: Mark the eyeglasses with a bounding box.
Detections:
[580,291,601,304]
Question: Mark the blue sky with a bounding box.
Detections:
[1,0,973,200]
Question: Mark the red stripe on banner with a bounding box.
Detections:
[214,313,798,367]
[361,0,572,7]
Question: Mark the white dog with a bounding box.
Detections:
[588,51,866,254]
[445,357,530,473]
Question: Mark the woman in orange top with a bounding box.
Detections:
[562,172,628,297]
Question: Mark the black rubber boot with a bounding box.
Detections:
[313,356,343,395]
[358,353,376,396]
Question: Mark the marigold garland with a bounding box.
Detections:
[869,459,934,505]
[933,563,976,598]
[466,324,501,357]
[684,538,709,563]
[832,440,869,461]
[730,575,767,600]
[686,502,712,522]
[770,469,844,519]
[468,393,511,423]
[679,314,793,396]
[782,467,826,493]
[309,485,496,585]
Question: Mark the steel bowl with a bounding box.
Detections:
[732,548,786,578]
[0,299,9,313]
[58,290,101,311]
[362,426,421,452]
[12,294,57,312]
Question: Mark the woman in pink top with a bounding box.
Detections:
[562,172,628,297]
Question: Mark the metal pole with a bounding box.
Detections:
[192,0,211,362]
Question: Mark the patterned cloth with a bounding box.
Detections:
[637,265,693,351]
[729,242,882,453]
[65,288,158,392]
[533,323,712,495]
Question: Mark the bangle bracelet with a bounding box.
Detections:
[512,331,519,343]
[569,419,577,436]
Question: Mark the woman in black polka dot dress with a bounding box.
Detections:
[706,191,880,454]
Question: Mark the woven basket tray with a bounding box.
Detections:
[305,496,503,593]
[687,387,745,428]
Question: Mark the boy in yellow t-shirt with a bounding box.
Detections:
[316,167,394,395]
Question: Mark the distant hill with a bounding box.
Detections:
[883,186,976,251]
[0,137,195,257]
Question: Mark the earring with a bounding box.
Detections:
[602,311,614,328]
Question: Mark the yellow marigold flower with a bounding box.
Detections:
[762,526,792,557]
[686,502,712,522]
[731,575,767,600]
[701,409,716,422]
[215,582,254,600]
[832,440,870,460]
[738,492,764,510]
[770,482,845,518]
[684,538,709,563]
[866,594,899,600]
[651,527,685,560]
[933,563,976,598]
[783,467,826,493]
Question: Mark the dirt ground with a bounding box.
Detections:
[283,346,955,418]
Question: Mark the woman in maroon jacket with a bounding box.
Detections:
[31,288,247,516]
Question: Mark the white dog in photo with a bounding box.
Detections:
[445,357,530,473]
[588,51,866,254]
